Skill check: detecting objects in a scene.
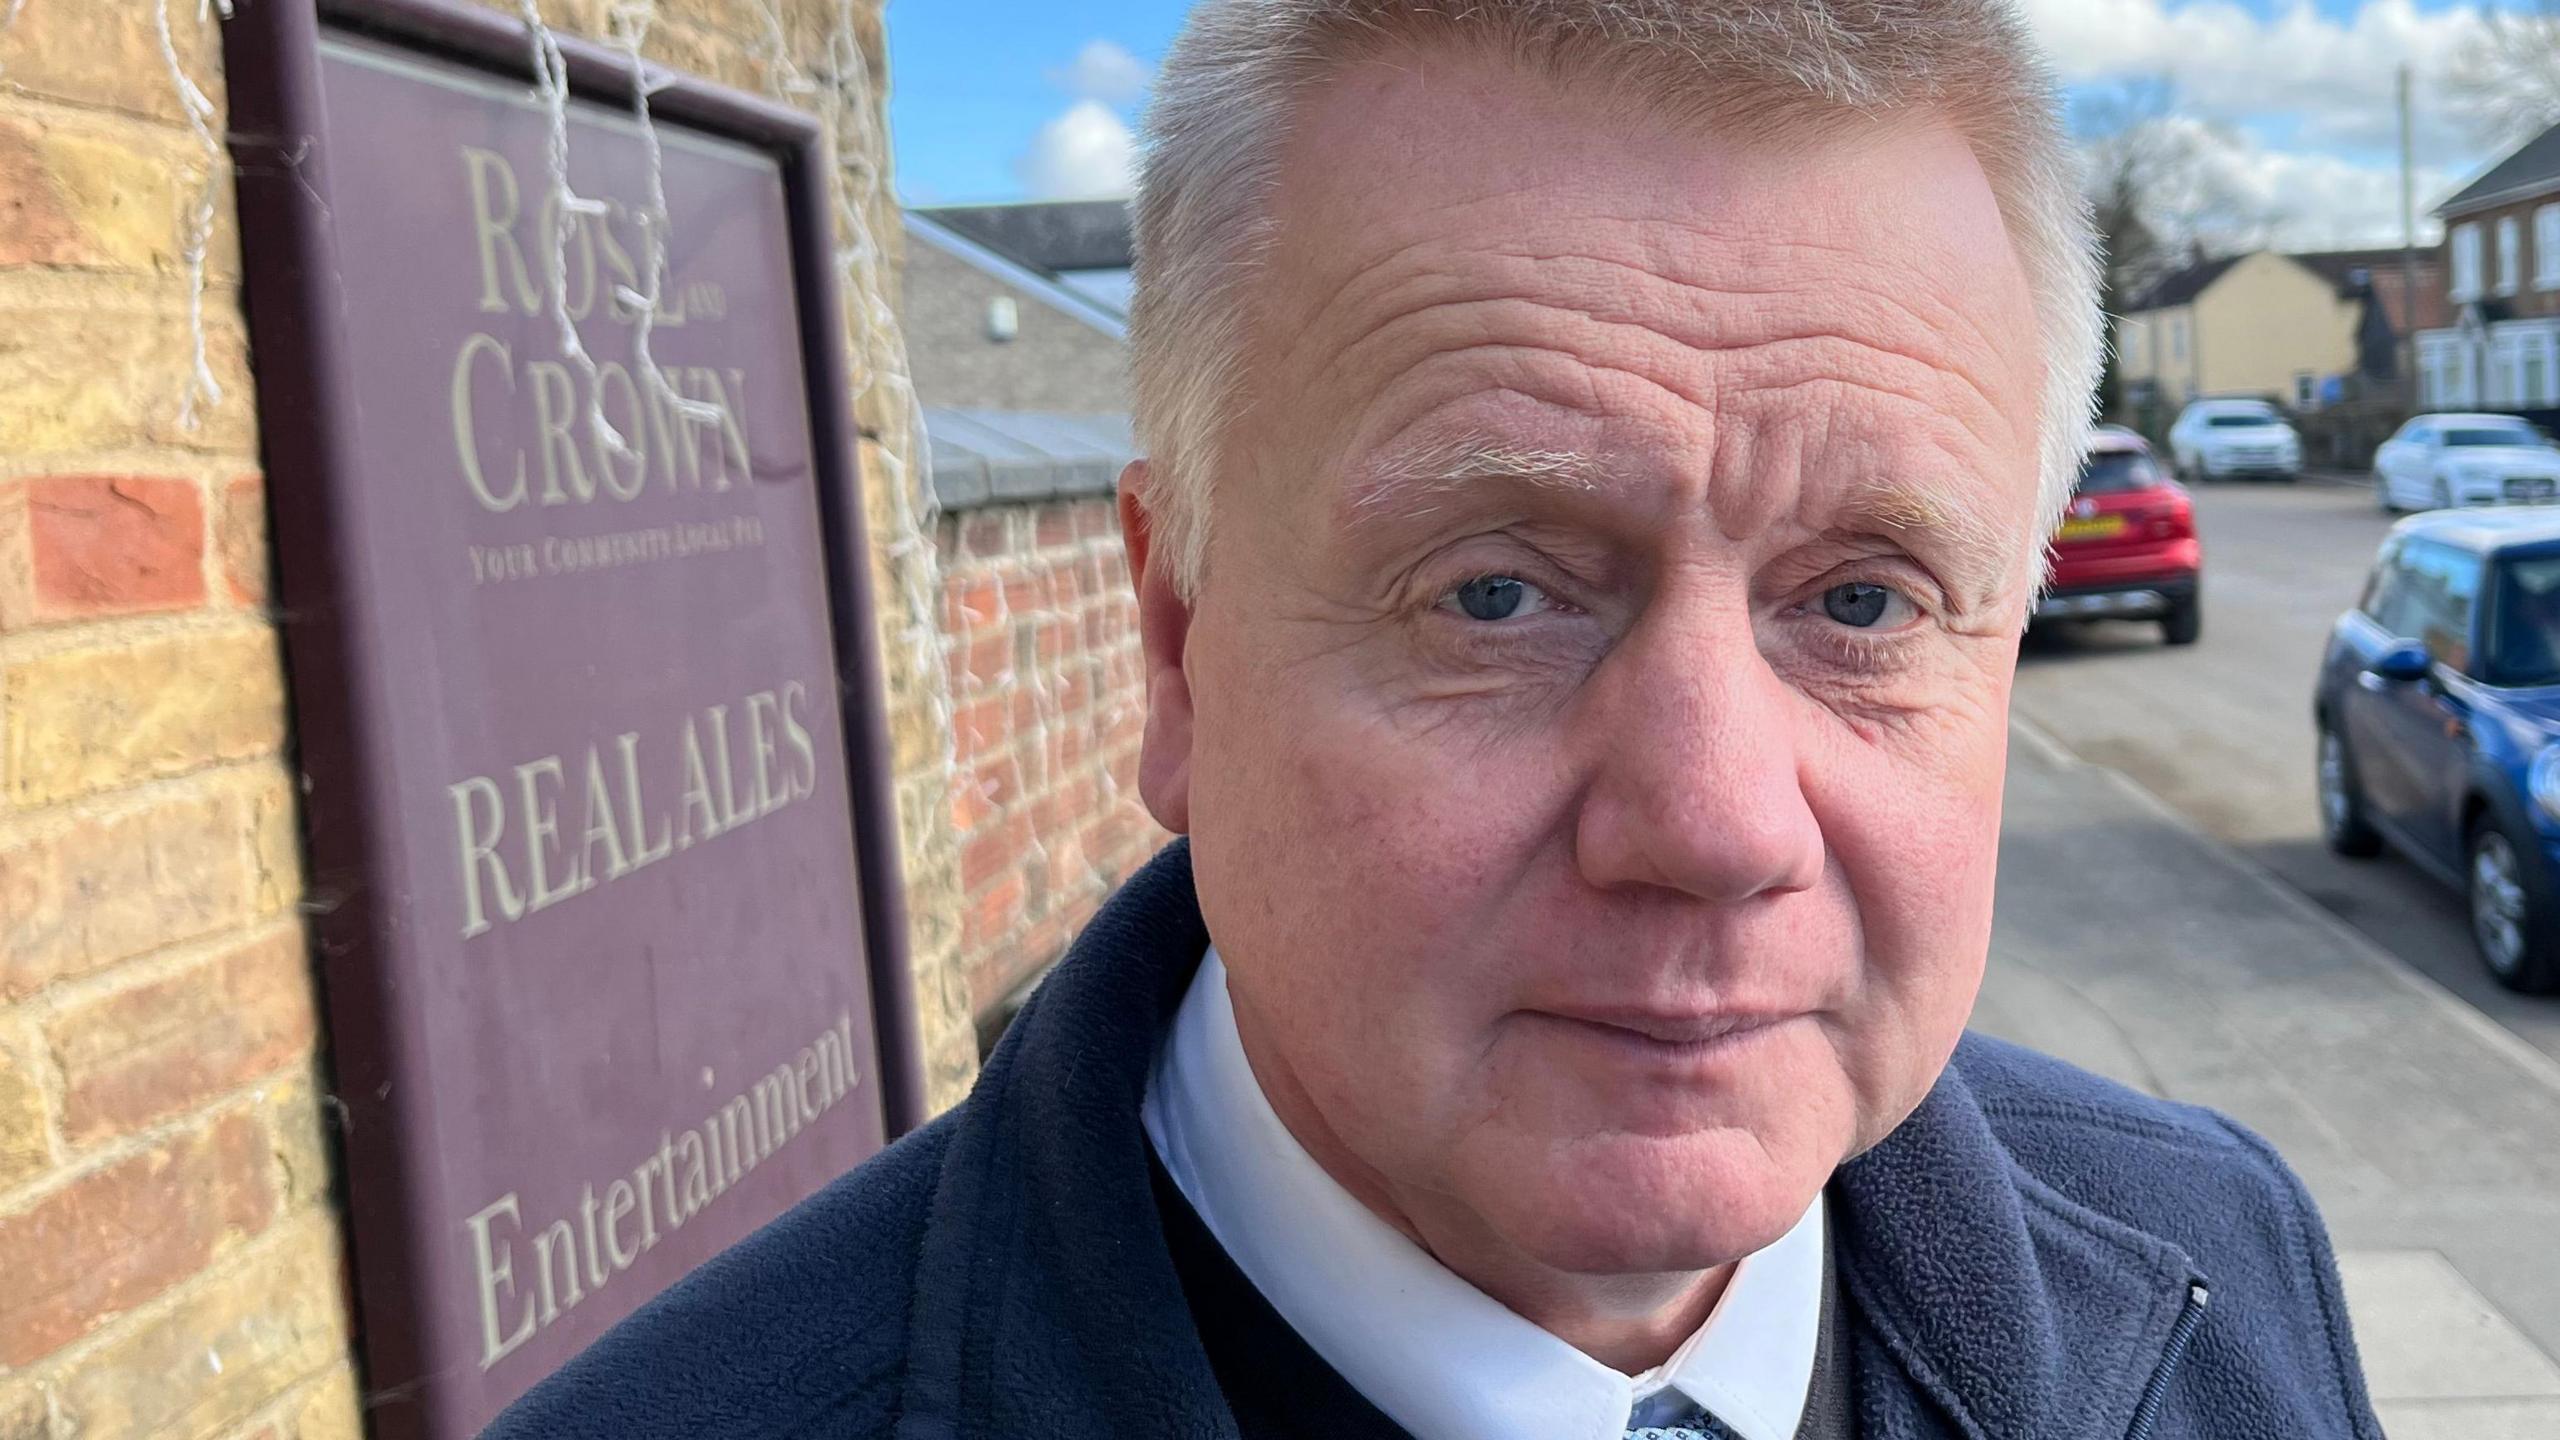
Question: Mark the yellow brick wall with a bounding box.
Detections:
[0,1,972,1435]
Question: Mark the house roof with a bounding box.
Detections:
[2123,254,2246,312]
[912,200,1134,274]
[2290,248,2422,296]
[2288,247,2450,335]
[2439,121,2560,218]
[902,212,1129,339]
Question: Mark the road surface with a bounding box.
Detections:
[2008,475,2560,1066]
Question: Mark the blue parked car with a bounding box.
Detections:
[2316,508,2560,993]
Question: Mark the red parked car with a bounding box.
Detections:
[2037,427,2203,645]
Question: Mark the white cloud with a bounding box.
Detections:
[1014,99,1138,199]
[2024,1,2515,252]
[2023,0,2488,156]
[2171,120,2460,249]
[1048,38,1152,105]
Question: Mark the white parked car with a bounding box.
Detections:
[2166,399,2302,482]
[2372,413,2560,513]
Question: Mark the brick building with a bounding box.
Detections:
[0,2,1159,1435]
[2418,121,2560,410]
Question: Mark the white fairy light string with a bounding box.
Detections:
[156,0,235,431]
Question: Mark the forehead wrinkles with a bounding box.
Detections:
[1273,221,2022,469]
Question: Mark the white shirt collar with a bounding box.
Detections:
[1142,949,1827,1440]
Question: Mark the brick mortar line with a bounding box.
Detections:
[0,265,244,315]
[0,81,233,140]
[0,1050,325,1223]
[2,911,306,1187]
[0,753,289,845]
[215,1365,356,1440]
[0,606,278,662]
[0,86,244,159]
[0,1206,349,1411]
[2,911,304,1029]
[0,449,257,486]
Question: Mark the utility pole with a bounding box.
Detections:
[2401,64,2421,404]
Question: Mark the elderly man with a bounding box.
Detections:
[493,2,2383,1437]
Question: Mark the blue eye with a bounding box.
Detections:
[1446,575,1553,622]
[1822,582,1907,628]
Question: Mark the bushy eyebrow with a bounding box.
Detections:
[1830,472,2019,609]
[1342,437,1604,525]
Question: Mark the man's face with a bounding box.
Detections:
[1135,50,2045,1278]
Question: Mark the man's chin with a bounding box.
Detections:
[1458,1128,1831,1277]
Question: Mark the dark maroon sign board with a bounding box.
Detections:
[220,4,925,1434]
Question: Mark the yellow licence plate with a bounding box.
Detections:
[2057,514,2128,541]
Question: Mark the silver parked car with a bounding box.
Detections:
[2373,413,2560,513]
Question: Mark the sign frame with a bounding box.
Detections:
[219,2,929,1432]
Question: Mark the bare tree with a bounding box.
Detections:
[2451,1,2560,147]
[2073,78,2279,418]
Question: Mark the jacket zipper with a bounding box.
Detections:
[2124,1282,2212,1440]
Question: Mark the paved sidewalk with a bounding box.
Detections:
[1980,723,2560,1440]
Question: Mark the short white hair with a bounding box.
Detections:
[1127,0,2101,596]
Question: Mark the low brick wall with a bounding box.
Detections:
[938,496,1166,1023]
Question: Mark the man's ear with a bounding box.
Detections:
[1119,461,1196,834]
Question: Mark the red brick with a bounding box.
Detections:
[16,475,206,622]
[960,813,1031,893]
[949,631,1011,694]
[951,766,999,832]
[959,510,1011,560]
[0,1110,277,1367]
[952,697,1010,767]
[974,756,1023,811]
[1054,668,1093,722]
[48,927,317,1145]
[218,474,269,606]
[943,574,999,632]
[999,572,1045,619]
[1054,559,1087,605]
[1035,503,1077,550]
[1037,618,1074,666]
[1074,500,1118,541]
[961,870,1027,954]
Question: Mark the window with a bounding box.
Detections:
[2122,323,2145,370]
[2073,451,2166,495]
[2378,539,2484,671]
[2295,372,2318,409]
[2539,205,2560,289]
[2454,222,2484,301]
[2500,216,2523,296]
[2171,314,2188,362]
[2443,425,2539,446]
[2487,553,2560,687]
[2361,539,2406,622]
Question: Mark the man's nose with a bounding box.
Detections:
[1570,610,1827,904]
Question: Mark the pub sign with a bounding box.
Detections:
[220,2,924,1433]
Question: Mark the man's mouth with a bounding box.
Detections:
[1525,1005,1795,1051]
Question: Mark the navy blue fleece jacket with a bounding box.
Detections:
[486,842,2384,1440]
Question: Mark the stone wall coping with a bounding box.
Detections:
[925,407,1132,510]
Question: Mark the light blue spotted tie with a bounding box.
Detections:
[1627,1418,1742,1440]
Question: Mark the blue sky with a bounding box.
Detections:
[890,1,2540,248]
